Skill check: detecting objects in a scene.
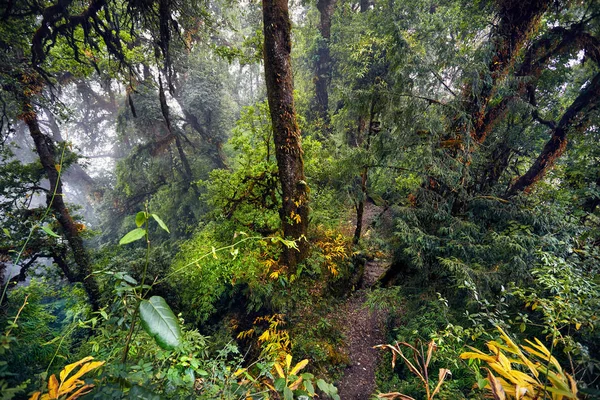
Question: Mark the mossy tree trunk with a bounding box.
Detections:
[20,98,100,310]
[262,0,309,267]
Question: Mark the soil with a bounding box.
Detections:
[336,289,386,399]
[335,202,393,399]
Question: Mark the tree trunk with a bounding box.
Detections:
[44,108,97,190]
[464,0,549,144]
[158,76,201,197]
[353,168,367,244]
[353,98,376,244]
[360,0,369,13]
[180,107,228,169]
[314,0,337,131]
[262,0,309,268]
[21,100,100,310]
[507,72,600,197]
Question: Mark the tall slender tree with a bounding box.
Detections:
[262,0,309,267]
[313,0,338,131]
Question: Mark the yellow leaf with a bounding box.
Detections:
[289,376,304,390]
[274,362,285,378]
[55,164,61,173]
[60,361,105,395]
[460,351,497,364]
[285,354,292,370]
[65,384,94,400]
[575,323,581,330]
[258,330,270,343]
[28,392,41,400]
[486,369,506,400]
[290,359,309,376]
[48,374,59,398]
[567,372,578,397]
[59,357,94,383]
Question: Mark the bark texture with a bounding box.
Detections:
[21,100,100,310]
[263,0,309,267]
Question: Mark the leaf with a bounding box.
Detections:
[304,380,315,396]
[60,360,105,394]
[122,274,138,285]
[64,384,95,400]
[377,393,416,400]
[316,379,328,393]
[283,386,293,400]
[119,228,146,245]
[48,374,59,398]
[59,356,94,383]
[290,359,309,376]
[274,378,286,392]
[274,362,285,378]
[3,228,11,238]
[135,211,147,227]
[425,341,435,368]
[431,368,451,397]
[486,369,506,400]
[138,296,182,350]
[41,225,60,238]
[151,214,170,233]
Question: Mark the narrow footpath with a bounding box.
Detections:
[337,203,392,399]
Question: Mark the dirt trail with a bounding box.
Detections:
[336,288,386,399]
[336,203,392,399]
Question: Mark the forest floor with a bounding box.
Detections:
[336,203,393,399]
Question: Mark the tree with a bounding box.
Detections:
[262,0,310,267]
[19,97,101,309]
[313,0,338,131]
[0,0,207,305]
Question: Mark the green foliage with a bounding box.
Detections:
[203,101,280,233]
[0,279,91,394]
[168,223,277,324]
[138,296,182,350]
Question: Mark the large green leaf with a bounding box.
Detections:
[138,296,182,350]
[119,228,146,245]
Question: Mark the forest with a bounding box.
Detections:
[0,0,599,398]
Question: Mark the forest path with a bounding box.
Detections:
[336,203,392,399]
